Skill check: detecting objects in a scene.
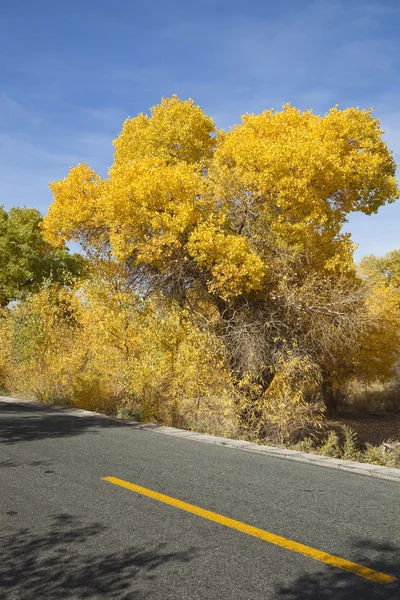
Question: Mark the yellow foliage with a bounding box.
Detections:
[42,98,399,306]
[104,158,207,263]
[113,95,215,166]
[0,309,11,390]
[123,304,234,430]
[235,351,323,443]
[44,164,105,249]
[30,96,400,434]
[187,222,266,299]
[0,278,235,431]
[212,104,398,273]
[355,282,400,382]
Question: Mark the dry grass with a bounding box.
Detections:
[325,411,400,446]
[342,377,400,414]
[293,417,400,468]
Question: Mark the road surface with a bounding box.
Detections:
[0,398,399,599]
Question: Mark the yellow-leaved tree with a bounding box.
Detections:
[41,96,400,428]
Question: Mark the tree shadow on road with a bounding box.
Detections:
[276,538,400,600]
[0,400,135,444]
[0,513,196,599]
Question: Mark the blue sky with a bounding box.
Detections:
[1,0,399,260]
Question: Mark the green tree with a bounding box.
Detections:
[0,206,85,306]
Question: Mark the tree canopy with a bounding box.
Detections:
[43,97,398,305]
[41,96,400,414]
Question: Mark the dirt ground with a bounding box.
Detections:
[326,411,400,446]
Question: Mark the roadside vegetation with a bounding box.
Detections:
[0,97,399,467]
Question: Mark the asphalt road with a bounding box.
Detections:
[0,399,399,600]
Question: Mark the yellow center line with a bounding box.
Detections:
[102,476,397,585]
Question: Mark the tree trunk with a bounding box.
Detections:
[321,373,337,416]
